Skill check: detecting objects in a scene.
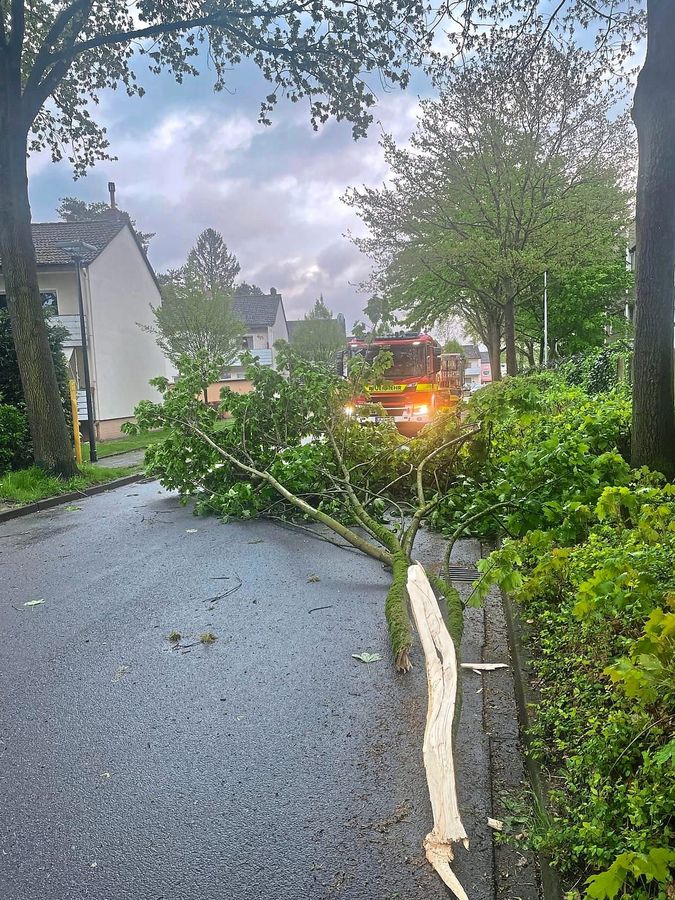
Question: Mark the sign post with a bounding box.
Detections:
[68,379,82,465]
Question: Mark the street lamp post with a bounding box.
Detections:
[57,240,98,462]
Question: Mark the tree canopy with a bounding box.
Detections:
[148,232,244,397]
[186,228,240,297]
[290,296,346,365]
[0,0,440,475]
[345,36,632,381]
[57,196,154,252]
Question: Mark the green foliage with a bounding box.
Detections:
[345,37,631,360]
[0,310,70,412]
[147,268,243,380]
[17,1,438,182]
[290,296,346,366]
[130,345,465,670]
[464,408,674,896]
[585,848,675,899]
[433,372,632,543]
[519,261,633,360]
[0,403,31,475]
[57,197,154,252]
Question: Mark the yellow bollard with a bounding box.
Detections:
[68,379,82,465]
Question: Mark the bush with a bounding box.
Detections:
[0,310,70,412]
[432,373,632,543]
[0,403,31,475]
[477,482,675,897]
[458,369,674,897]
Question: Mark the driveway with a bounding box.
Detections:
[0,481,494,900]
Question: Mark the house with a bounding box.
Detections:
[0,219,167,440]
[462,344,482,391]
[203,289,289,400]
[480,350,492,384]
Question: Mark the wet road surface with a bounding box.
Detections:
[0,481,494,900]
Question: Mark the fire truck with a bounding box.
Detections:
[338,332,465,434]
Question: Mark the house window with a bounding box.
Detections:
[0,291,58,313]
[242,335,254,350]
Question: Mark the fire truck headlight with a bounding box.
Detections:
[414,404,429,417]
[344,404,355,417]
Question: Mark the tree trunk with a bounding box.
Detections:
[524,341,535,368]
[503,298,518,376]
[486,314,502,382]
[0,85,76,474]
[631,0,675,478]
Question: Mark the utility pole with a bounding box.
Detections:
[543,271,548,367]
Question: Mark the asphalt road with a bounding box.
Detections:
[0,481,494,900]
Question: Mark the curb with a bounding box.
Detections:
[499,584,564,900]
[0,473,146,524]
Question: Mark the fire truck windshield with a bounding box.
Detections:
[353,344,427,379]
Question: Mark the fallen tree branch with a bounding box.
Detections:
[407,563,469,900]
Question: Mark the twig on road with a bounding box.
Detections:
[203,573,242,604]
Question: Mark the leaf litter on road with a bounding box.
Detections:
[23,599,45,607]
[111,665,131,683]
[352,652,382,663]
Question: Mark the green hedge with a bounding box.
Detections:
[454,370,674,898]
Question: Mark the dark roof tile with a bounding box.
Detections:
[462,344,481,358]
[9,221,127,267]
[233,293,282,328]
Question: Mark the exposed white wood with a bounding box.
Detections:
[461,662,508,670]
[407,563,469,900]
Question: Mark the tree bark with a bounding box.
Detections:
[524,340,535,368]
[0,136,76,475]
[631,0,675,478]
[503,297,518,376]
[0,77,76,474]
[486,313,502,382]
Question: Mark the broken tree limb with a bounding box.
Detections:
[407,563,469,900]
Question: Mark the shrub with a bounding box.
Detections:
[0,310,71,413]
[0,403,31,474]
[442,365,674,896]
[432,373,632,543]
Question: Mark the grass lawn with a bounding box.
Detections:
[83,422,232,459]
[82,427,170,459]
[0,463,139,505]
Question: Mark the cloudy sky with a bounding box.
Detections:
[29,56,432,328]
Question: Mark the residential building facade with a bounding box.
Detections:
[203,289,289,400]
[462,344,483,392]
[480,350,492,384]
[0,220,167,440]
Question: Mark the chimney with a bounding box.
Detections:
[269,287,277,295]
[108,181,116,209]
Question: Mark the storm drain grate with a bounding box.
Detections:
[442,564,480,582]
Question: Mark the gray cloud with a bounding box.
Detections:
[29,62,429,327]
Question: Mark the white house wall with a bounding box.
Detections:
[86,227,166,421]
[0,268,79,313]
[269,299,289,368]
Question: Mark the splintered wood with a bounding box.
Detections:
[407,563,469,900]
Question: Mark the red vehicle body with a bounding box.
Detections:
[341,333,464,434]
